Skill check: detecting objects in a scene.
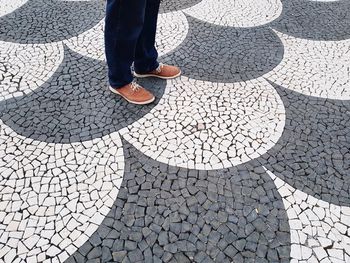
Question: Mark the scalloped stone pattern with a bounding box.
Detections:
[1,0,350,262]
[0,121,124,262]
[264,31,350,100]
[266,169,350,262]
[121,77,285,170]
[184,0,283,27]
[0,0,28,17]
[0,41,64,101]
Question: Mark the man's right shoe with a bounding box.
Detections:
[110,82,155,105]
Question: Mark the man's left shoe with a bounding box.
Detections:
[134,63,181,79]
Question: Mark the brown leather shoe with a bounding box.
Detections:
[110,82,155,105]
[134,63,181,79]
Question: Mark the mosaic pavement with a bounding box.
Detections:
[0,0,349,262]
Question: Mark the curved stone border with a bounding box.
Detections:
[0,46,167,144]
[184,0,282,27]
[0,121,124,262]
[64,19,106,61]
[264,31,350,100]
[65,142,291,263]
[0,41,64,101]
[258,84,350,207]
[161,17,284,83]
[159,0,202,14]
[266,168,350,262]
[157,11,189,57]
[0,0,28,17]
[121,77,285,170]
[271,0,350,41]
[0,0,105,44]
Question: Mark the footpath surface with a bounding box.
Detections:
[0,0,350,262]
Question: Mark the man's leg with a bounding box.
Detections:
[105,0,147,88]
[105,0,156,105]
[133,0,160,74]
[133,0,181,79]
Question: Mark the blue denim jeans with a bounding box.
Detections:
[105,0,160,88]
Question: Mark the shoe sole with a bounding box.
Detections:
[134,70,182,79]
[109,86,155,105]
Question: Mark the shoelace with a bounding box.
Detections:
[155,63,164,73]
[131,81,142,92]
